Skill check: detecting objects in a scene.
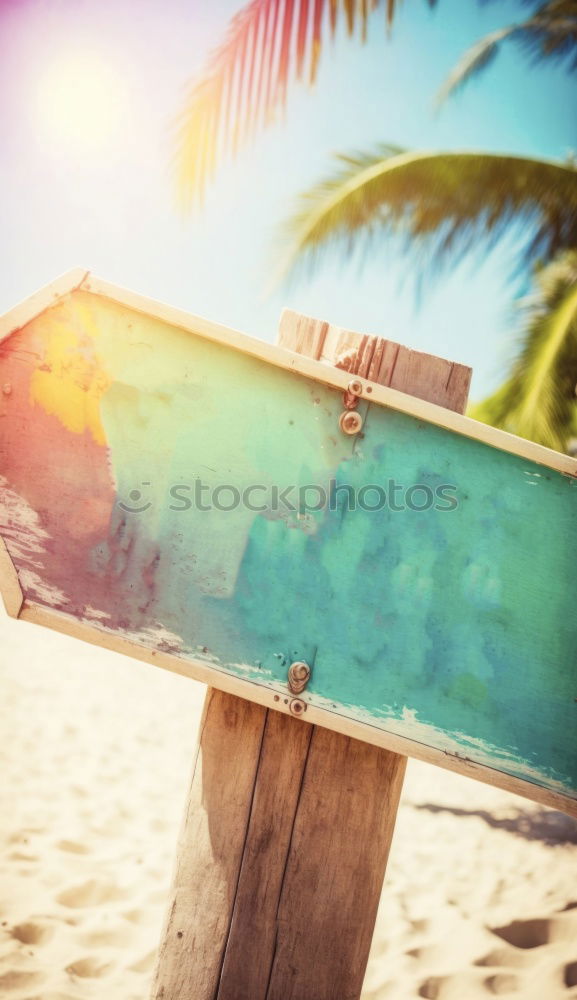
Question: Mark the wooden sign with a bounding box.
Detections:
[1,270,576,816]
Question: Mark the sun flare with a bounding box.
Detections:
[36,51,128,154]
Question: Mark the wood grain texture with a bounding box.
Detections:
[151,700,407,1000]
[216,709,314,998]
[151,310,472,1000]
[277,307,329,360]
[266,727,406,1000]
[279,307,472,413]
[152,689,268,999]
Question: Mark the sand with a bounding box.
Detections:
[0,608,576,1000]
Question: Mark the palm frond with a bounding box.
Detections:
[278,147,577,284]
[177,0,440,206]
[435,25,515,105]
[470,251,577,451]
[437,1,577,106]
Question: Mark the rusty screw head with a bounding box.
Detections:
[347,378,363,396]
[288,660,311,694]
[339,410,363,435]
[289,697,307,717]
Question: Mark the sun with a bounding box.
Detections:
[36,51,128,155]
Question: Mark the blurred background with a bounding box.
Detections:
[0,0,575,434]
[1,1,577,998]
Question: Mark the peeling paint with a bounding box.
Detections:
[0,291,576,804]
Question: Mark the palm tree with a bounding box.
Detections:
[278,148,577,282]
[436,0,577,106]
[177,0,577,448]
[278,146,577,447]
[472,251,577,452]
[177,0,431,204]
[178,0,577,203]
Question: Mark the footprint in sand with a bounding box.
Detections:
[55,839,90,855]
[418,977,441,999]
[490,909,577,949]
[407,943,456,971]
[475,947,536,969]
[56,879,127,908]
[565,961,577,988]
[474,910,577,997]
[490,917,550,949]
[7,850,38,863]
[410,918,430,935]
[419,971,522,998]
[10,920,55,945]
[78,925,134,948]
[0,968,41,992]
[65,956,113,978]
[483,973,521,995]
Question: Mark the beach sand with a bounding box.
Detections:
[1,608,576,1000]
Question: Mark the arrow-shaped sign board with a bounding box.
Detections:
[1,271,576,815]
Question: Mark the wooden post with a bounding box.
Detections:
[151,313,471,1000]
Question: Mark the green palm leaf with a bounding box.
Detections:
[279,148,577,282]
[470,251,577,451]
[176,0,439,205]
[435,25,518,106]
[437,0,577,106]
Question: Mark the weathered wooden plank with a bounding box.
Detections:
[375,340,471,412]
[277,307,329,359]
[216,709,314,998]
[152,689,267,999]
[153,699,406,1000]
[1,279,576,809]
[265,726,406,1000]
[279,307,472,412]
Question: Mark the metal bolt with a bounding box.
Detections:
[347,378,363,396]
[339,410,363,435]
[289,697,307,717]
[288,660,311,694]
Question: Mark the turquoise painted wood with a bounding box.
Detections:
[1,289,576,809]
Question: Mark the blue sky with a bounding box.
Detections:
[0,0,575,400]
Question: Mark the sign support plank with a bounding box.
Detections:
[151,312,471,1000]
